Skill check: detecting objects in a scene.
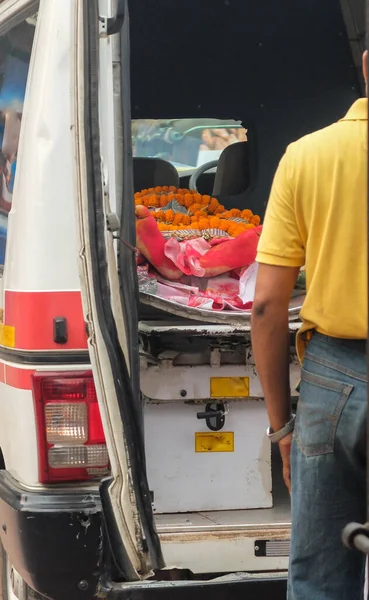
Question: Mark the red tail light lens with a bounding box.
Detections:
[32,371,110,483]
[42,378,88,400]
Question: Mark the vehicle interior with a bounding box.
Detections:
[130,0,364,324]
[126,0,365,573]
[130,0,364,212]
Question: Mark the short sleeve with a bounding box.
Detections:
[257,147,305,268]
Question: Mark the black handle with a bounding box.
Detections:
[196,403,226,432]
[197,410,223,420]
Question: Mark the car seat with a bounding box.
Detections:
[212,141,260,215]
[133,157,179,193]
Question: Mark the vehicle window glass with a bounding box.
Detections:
[0,17,36,267]
[132,118,247,176]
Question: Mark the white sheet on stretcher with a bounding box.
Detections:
[152,263,259,312]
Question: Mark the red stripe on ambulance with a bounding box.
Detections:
[4,291,88,351]
[5,366,34,390]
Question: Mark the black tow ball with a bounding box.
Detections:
[342,522,369,555]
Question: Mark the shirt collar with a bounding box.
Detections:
[340,98,368,121]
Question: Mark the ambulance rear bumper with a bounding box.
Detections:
[0,472,288,600]
[103,576,288,600]
[0,471,102,600]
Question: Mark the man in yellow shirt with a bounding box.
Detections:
[251,53,368,599]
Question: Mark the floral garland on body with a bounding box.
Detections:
[134,186,260,237]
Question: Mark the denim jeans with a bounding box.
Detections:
[288,333,367,600]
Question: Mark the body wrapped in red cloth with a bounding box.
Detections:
[136,205,262,279]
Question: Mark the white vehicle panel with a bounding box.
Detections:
[141,361,301,402]
[4,0,80,293]
[159,533,289,573]
[0,383,38,484]
[145,400,271,513]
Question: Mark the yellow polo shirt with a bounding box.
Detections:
[257,98,368,360]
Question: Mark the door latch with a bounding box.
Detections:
[197,402,227,432]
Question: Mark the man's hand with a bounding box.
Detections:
[279,433,292,494]
[200,127,247,151]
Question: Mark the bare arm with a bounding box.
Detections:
[251,263,299,432]
[253,148,304,493]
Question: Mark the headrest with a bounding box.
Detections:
[133,157,179,192]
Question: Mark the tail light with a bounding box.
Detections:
[32,371,110,483]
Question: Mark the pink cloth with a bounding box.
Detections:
[164,237,211,277]
[149,266,257,311]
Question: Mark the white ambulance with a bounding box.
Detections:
[0,1,363,599]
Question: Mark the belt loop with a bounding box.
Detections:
[301,330,313,344]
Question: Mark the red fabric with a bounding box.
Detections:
[136,205,262,280]
[199,226,262,277]
[135,206,183,280]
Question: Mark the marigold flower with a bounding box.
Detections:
[198,218,210,230]
[184,194,194,208]
[173,213,184,225]
[208,198,219,213]
[209,216,220,228]
[188,203,202,214]
[218,220,229,232]
[242,209,253,221]
[135,186,260,238]
[165,210,175,223]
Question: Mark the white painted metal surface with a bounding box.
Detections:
[0,383,38,483]
[155,493,290,572]
[98,0,118,216]
[0,0,85,487]
[155,469,291,572]
[145,400,272,513]
[141,360,301,402]
[4,0,80,293]
[159,530,289,574]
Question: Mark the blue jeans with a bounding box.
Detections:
[288,333,367,600]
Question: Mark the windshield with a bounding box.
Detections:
[132,118,247,173]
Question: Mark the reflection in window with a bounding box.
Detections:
[132,118,247,174]
[0,19,35,265]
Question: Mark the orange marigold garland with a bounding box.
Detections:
[134,187,260,237]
